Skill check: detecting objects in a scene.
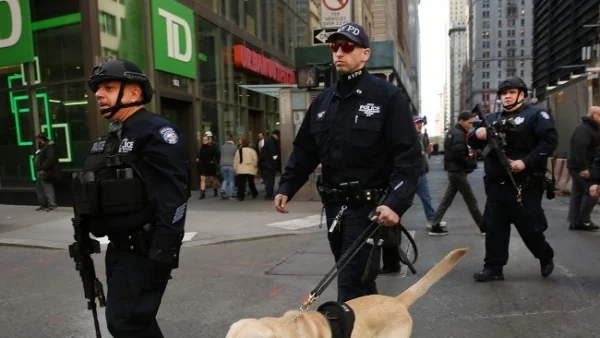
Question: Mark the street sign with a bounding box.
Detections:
[321,0,352,28]
[313,28,338,45]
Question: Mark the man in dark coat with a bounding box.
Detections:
[567,106,600,231]
[259,130,280,199]
[34,132,60,211]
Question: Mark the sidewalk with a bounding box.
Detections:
[0,191,324,250]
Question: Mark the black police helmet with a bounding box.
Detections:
[497,77,528,98]
[88,59,154,104]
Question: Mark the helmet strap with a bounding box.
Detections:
[100,80,148,119]
[502,89,525,111]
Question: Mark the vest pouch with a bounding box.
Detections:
[99,177,146,214]
[71,171,100,215]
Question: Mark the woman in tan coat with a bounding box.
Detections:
[233,138,259,201]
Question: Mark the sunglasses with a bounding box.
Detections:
[329,41,362,53]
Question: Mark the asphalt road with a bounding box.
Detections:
[2,156,600,338]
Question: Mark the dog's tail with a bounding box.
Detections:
[396,248,468,307]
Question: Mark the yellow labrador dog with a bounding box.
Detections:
[226,248,468,338]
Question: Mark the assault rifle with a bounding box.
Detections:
[472,104,523,205]
[68,215,106,338]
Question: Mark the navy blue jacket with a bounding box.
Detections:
[470,104,557,182]
[278,71,421,217]
[116,109,190,262]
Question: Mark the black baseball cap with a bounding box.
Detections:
[326,22,370,48]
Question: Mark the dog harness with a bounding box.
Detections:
[317,301,355,338]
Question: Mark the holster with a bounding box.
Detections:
[361,227,401,284]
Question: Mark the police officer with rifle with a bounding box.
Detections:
[69,59,189,337]
[275,23,422,302]
[470,77,555,282]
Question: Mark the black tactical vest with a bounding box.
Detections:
[71,124,148,222]
[495,112,536,154]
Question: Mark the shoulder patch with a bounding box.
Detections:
[159,126,179,144]
[540,111,550,119]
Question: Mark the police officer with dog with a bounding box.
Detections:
[72,59,189,337]
[275,23,422,302]
[470,77,555,282]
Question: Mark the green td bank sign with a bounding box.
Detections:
[151,0,196,80]
[0,0,34,67]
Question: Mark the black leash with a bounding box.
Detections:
[297,190,419,315]
[297,218,382,314]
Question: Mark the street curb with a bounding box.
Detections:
[0,238,67,250]
[0,230,320,250]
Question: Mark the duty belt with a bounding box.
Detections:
[318,186,385,206]
[109,228,152,254]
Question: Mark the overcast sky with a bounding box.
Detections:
[419,0,449,134]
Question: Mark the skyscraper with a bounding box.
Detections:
[467,0,534,112]
[448,0,468,127]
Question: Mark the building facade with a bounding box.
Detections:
[448,0,467,125]
[407,0,422,115]
[0,0,309,198]
[532,0,599,100]
[467,0,534,112]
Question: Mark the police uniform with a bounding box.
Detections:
[470,77,555,282]
[278,23,421,302]
[73,60,189,337]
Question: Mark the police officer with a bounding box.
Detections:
[470,77,555,282]
[82,59,189,337]
[275,23,422,302]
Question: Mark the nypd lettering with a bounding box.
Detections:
[338,24,361,36]
[347,70,362,80]
[159,126,179,144]
[358,103,381,117]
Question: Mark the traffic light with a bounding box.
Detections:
[296,65,318,89]
[295,63,337,90]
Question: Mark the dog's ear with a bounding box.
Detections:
[225,318,276,338]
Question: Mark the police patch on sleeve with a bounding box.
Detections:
[159,126,179,144]
[540,111,550,119]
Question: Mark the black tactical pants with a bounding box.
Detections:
[105,244,171,338]
[326,204,378,302]
[484,182,554,271]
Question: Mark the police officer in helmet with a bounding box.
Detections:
[80,59,189,336]
[470,76,555,282]
[275,23,422,302]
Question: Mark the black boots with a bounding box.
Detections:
[474,259,554,282]
[199,190,206,199]
[473,268,504,282]
[541,259,554,277]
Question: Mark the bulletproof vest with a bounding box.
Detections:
[494,112,536,155]
[71,123,147,217]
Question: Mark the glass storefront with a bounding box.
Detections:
[0,0,305,190]
[0,1,85,188]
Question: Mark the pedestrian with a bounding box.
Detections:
[428,111,483,236]
[197,135,218,199]
[205,131,221,197]
[34,132,60,211]
[380,115,442,274]
[259,129,280,200]
[219,134,238,199]
[81,59,189,337]
[275,23,421,302]
[567,106,600,231]
[233,138,259,201]
[470,76,555,282]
